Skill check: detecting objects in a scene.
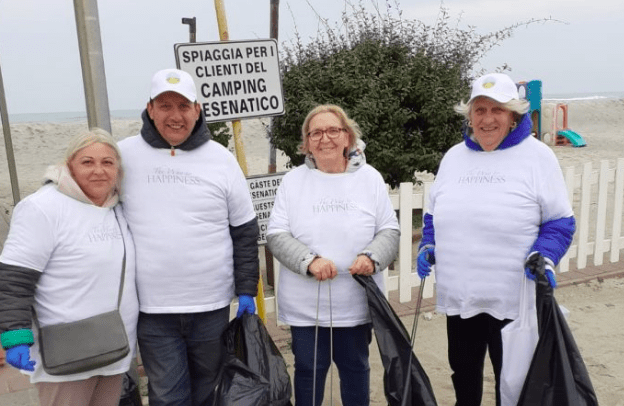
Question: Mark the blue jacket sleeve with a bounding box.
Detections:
[418,213,435,251]
[530,216,576,265]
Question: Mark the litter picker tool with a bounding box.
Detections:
[400,277,427,406]
[312,279,334,406]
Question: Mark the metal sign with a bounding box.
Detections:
[174,39,284,122]
[246,172,286,245]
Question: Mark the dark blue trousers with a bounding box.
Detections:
[137,307,230,406]
[290,323,372,406]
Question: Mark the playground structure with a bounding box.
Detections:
[516,79,586,147]
[517,80,543,139]
[551,103,587,147]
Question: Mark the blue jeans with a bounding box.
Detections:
[290,324,372,406]
[137,307,230,406]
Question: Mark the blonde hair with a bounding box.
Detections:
[298,104,362,155]
[65,128,123,184]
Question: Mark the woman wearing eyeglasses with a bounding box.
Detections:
[267,104,400,405]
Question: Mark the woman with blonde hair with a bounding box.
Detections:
[0,128,138,406]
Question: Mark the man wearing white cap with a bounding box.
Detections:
[117,69,259,406]
[415,73,575,406]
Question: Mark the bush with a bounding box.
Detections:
[208,121,231,148]
[270,1,552,187]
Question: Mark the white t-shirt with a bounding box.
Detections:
[0,185,138,383]
[267,164,399,327]
[427,136,573,320]
[118,135,257,313]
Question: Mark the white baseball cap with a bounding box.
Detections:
[150,69,197,102]
[468,73,519,104]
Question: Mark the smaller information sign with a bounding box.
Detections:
[246,172,286,245]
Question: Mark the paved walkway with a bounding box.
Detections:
[2,260,623,405]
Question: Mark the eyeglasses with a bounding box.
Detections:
[307,127,346,141]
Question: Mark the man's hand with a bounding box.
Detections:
[416,247,435,279]
[308,257,338,281]
[236,295,255,318]
[6,344,35,372]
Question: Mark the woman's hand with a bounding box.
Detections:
[416,247,435,279]
[349,254,375,276]
[308,257,338,281]
[6,344,35,372]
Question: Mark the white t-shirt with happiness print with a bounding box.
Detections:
[0,185,138,383]
[118,135,256,313]
[267,164,399,327]
[426,135,573,321]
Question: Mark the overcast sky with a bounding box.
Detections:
[0,0,622,115]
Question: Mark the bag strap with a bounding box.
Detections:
[518,276,528,319]
[113,206,127,309]
[518,275,537,325]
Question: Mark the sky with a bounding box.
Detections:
[0,0,623,115]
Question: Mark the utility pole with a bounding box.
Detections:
[0,59,20,205]
[73,0,111,133]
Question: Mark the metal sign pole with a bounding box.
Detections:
[265,0,280,287]
[182,17,197,43]
[0,59,21,205]
[268,0,279,174]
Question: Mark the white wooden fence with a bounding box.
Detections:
[260,158,624,316]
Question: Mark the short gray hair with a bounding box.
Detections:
[454,97,530,121]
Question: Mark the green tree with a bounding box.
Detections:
[270,1,551,187]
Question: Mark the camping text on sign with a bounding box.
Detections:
[246,172,285,245]
[174,39,284,122]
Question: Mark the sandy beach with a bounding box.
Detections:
[1,98,623,404]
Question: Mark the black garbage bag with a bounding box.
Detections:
[353,274,437,406]
[517,259,599,406]
[118,371,142,406]
[213,354,271,405]
[213,313,293,406]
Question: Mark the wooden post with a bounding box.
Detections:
[213,0,267,324]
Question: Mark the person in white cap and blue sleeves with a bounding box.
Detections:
[415,72,576,406]
[117,69,259,405]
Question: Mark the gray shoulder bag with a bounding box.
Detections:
[35,208,130,375]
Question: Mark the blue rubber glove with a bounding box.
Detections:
[416,247,435,279]
[236,295,255,318]
[525,252,557,288]
[6,344,35,372]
